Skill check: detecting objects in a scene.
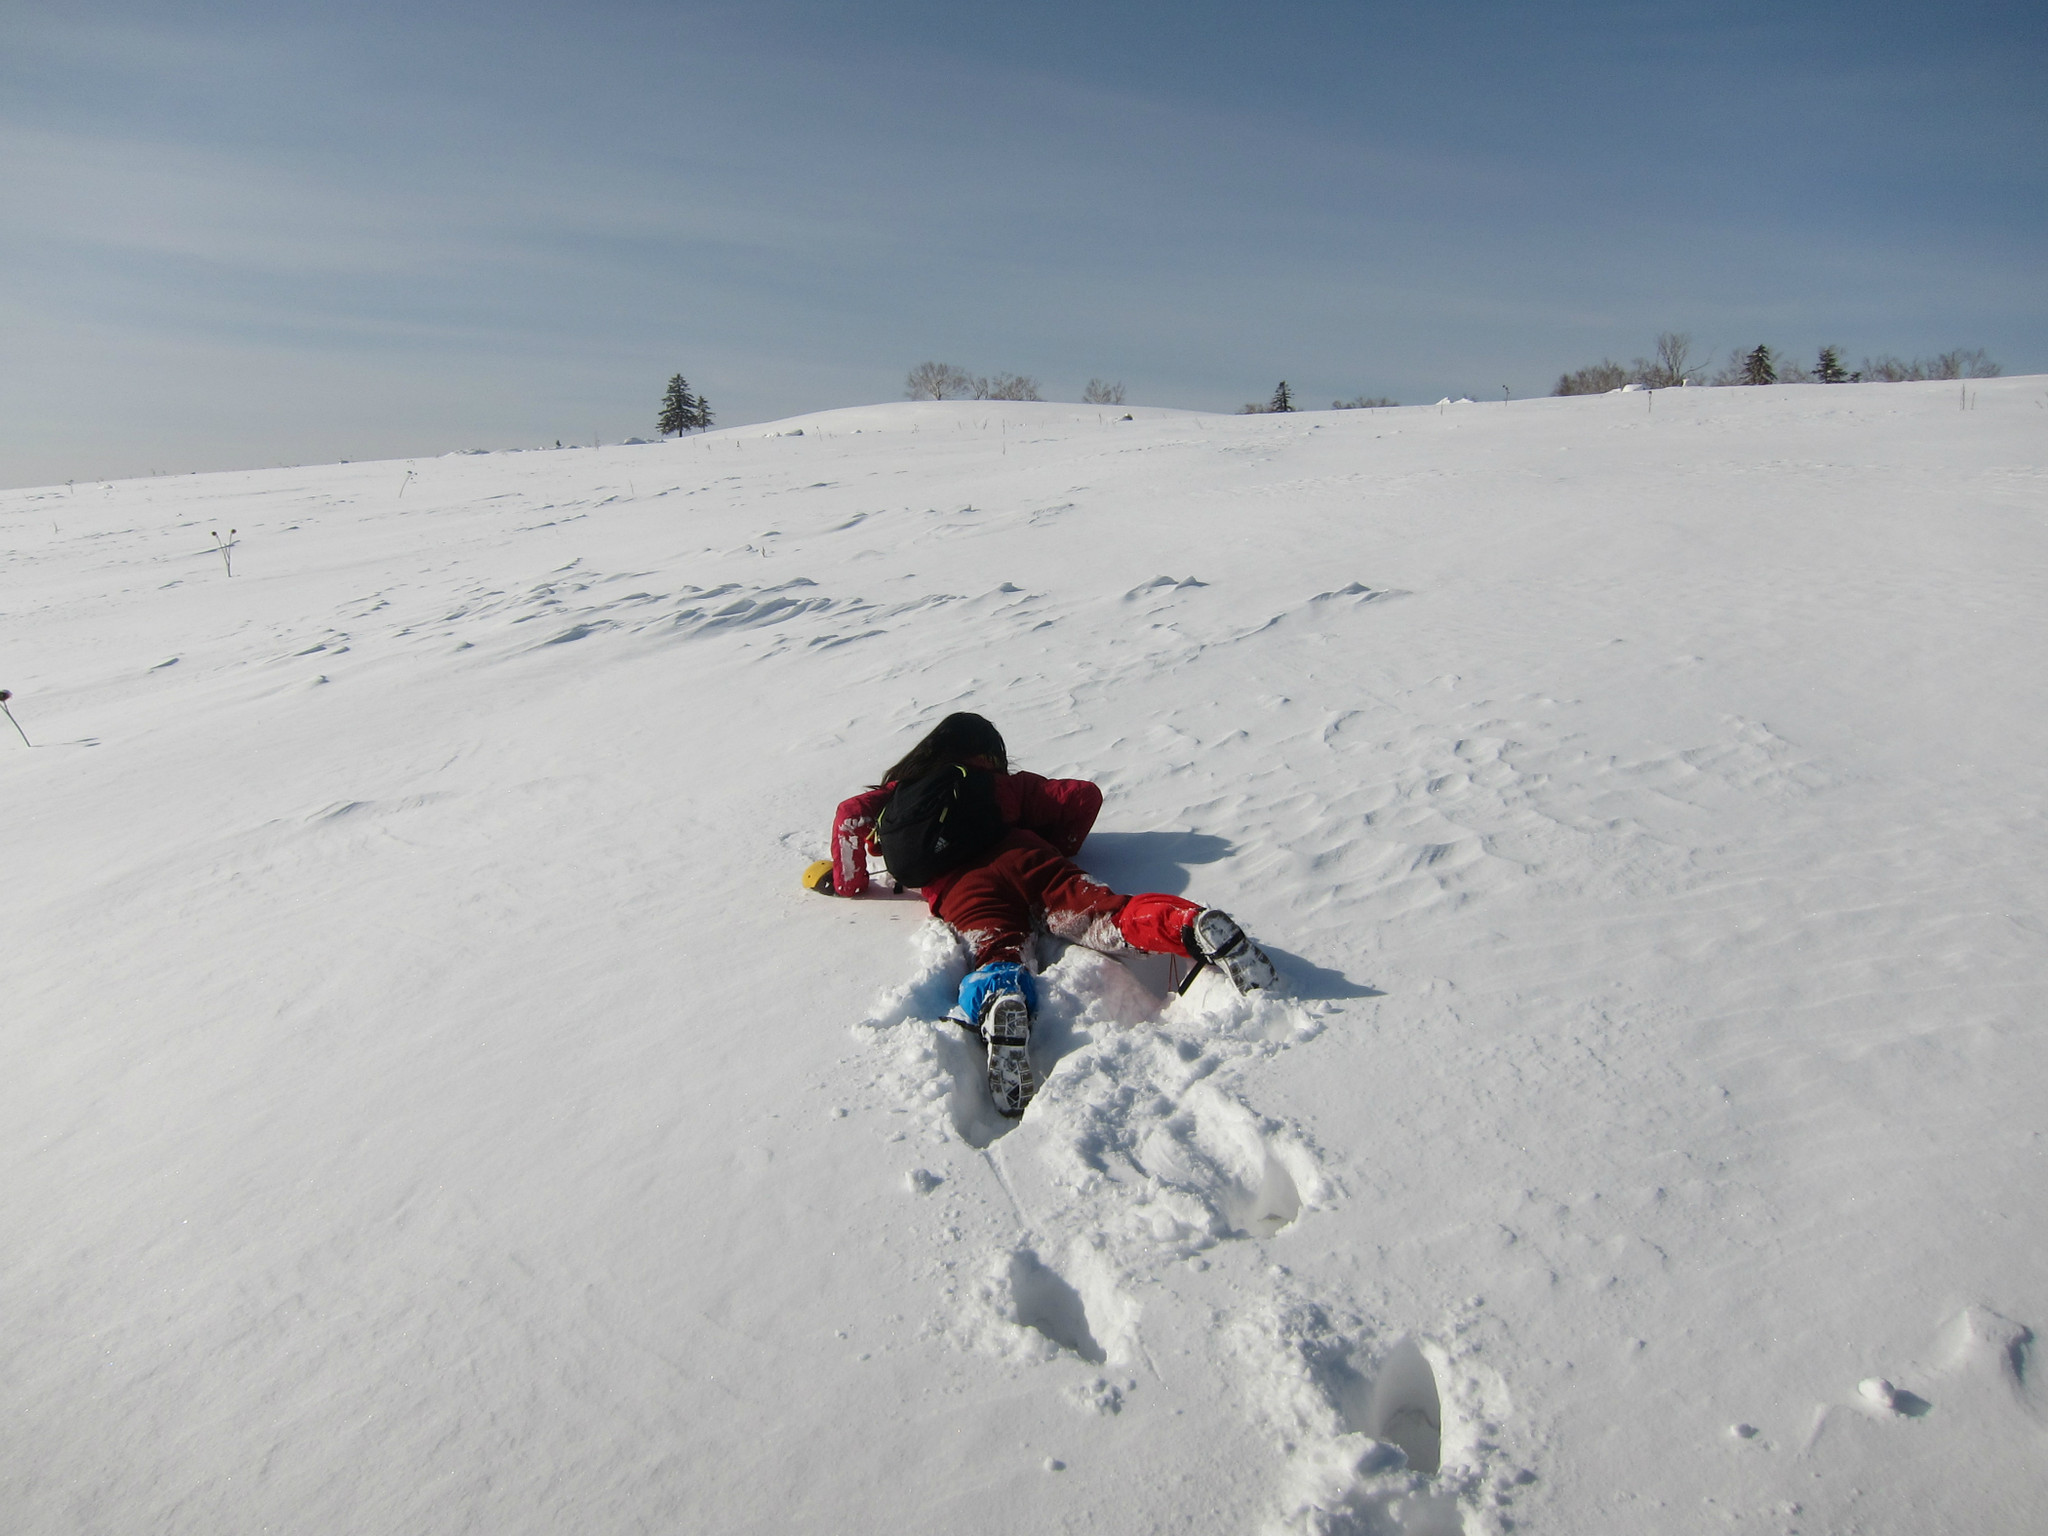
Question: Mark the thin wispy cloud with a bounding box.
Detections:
[3,1,2041,485]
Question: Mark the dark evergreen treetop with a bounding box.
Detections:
[1268,381,1294,413]
[658,375,697,436]
[1816,346,1850,384]
[1742,345,1777,386]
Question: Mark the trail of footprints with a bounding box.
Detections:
[849,926,1518,1533]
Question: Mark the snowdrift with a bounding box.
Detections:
[6,381,2045,1533]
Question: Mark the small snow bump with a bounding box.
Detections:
[1858,1377,1898,1412]
[905,1168,942,1194]
[1043,1458,1065,1473]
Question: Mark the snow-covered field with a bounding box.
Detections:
[6,380,2045,1534]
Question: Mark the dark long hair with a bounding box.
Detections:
[879,712,1008,786]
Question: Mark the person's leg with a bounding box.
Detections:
[981,836,1205,957]
[1032,856,1279,992]
[938,834,1277,999]
[1108,892,1204,954]
[932,835,1057,1117]
[959,956,1038,1116]
[929,830,1052,967]
[1014,843,1136,950]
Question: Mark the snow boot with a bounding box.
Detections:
[1187,909,1281,995]
[958,962,1041,1118]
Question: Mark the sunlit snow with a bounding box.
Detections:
[6,381,2045,1533]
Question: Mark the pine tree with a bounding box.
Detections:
[658,375,697,436]
[1816,346,1849,384]
[693,392,713,431]
[1741,345,1776,386]
[1268,380,1294,413]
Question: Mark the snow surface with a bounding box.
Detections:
[6,381,2046,1534]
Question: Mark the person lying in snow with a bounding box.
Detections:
[804,711,1278,1117]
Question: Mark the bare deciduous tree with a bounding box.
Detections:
[1082,378,1125,405]
[1632,331,1701,388]
[1332,395,1398,409]
[976,372,1042,401]
[1935,347,2000,380]
[906,361,976,400]
[1855,347,2001,382]
[1553,360,1629,395]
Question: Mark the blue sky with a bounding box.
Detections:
[4,0,2043,486]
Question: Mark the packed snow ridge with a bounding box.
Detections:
[6,380,2046,1534]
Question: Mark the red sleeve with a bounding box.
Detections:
[1000,771,1103,858]
[830,785,895,897]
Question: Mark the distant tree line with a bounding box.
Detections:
[902,363,1128,405]
[1241,383,1401,413]
[1240,381,1295,414]
[658,374,714,434]
[905,362,1038,401]
[1554,334,2001,395]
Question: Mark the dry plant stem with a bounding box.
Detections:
[1,700,30,748]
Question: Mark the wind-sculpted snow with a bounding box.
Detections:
[5,384,2047,1534]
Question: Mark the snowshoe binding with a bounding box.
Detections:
[958,962,1042,1118]
[980,989,1038,1118]
[1188,909,1281,995]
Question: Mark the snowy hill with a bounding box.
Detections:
[6,381,2045,1534]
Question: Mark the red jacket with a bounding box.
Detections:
[830,770,1103,899]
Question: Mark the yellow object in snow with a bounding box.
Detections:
[802,860,835,893]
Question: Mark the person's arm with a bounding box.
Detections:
[1006,771,1103,858]
[830,786,894,896]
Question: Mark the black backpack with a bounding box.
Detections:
[876,765,1007,888]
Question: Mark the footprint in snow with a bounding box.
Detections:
[1132,1082,1307,1241]
[856,917,1504,1529]
[953,1244,1136,1369]
[1232,1298,1481,1535]
[1006,1248,1106,1364]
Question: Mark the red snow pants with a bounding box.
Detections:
[928,829,1201,967]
